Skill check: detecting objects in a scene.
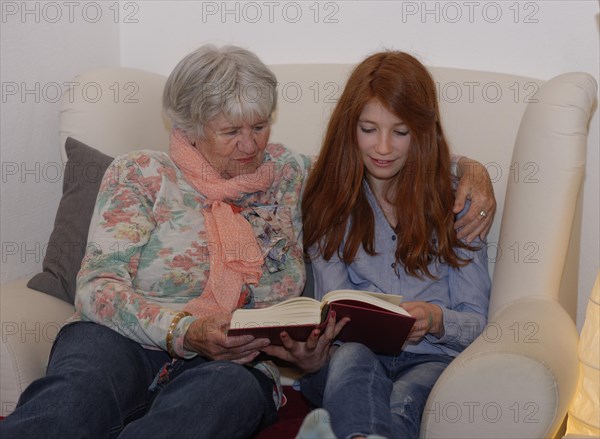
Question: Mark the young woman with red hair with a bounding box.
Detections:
[274,52,492,438]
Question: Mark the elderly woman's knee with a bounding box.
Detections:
[50,321,139,365]
[185,361,262,397]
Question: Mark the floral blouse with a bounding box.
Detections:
[74,143,311,358]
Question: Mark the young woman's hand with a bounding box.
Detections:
[401,301,444,342]
[261,311,350,373]
[183,313,270,364]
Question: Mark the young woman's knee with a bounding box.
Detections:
[331,342,374,365]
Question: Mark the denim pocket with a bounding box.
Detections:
[148,359,183,392]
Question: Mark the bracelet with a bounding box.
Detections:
[166,311,192,358]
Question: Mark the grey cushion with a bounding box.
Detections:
[27,138,114,304]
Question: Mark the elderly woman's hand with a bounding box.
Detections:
[183,313,270,364]
[261,311,350,373]
[453,157,496,243]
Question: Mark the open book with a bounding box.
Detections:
[227,290,416,355]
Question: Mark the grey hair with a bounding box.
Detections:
[163,45,278,140]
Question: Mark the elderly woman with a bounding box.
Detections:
[0,45,494,439]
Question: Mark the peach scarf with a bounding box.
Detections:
[169,129,275,318]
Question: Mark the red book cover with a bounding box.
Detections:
[328,300,416,355]
[227,298,416,355]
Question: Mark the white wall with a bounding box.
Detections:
[1,2,120,281]
[2,0,598,328]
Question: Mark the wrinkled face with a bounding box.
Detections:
[194,113,271,179]
[357,99,412,193]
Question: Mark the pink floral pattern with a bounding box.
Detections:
[74,144,311,356]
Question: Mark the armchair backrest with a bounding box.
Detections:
[489,73,596,317]
[60,65,597,320]
[60,67,170,159]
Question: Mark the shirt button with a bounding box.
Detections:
[392,235,397,241]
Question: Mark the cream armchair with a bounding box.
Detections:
[0,64,596,439]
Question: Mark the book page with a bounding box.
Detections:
[230,297,322,327]
[322,290,410,316]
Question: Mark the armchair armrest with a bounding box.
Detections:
[0,279,74,416]
[421,297,578,439]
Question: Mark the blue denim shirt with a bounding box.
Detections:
[310,182,491,357]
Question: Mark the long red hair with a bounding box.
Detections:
[302,51,472,279]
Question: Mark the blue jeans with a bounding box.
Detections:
[300,343,453,439]
[0,321,277,439]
